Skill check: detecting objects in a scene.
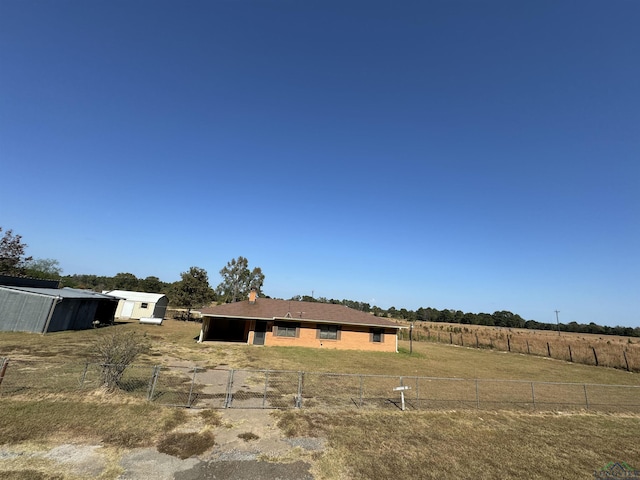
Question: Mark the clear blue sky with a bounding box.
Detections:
[1,1,638,327]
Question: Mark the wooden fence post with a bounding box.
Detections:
[568,345,573,363]
[526,340,530,355]
[623,351,630,372]
[547,342,551,357]
[450,332,453,344]
[475,333,479,349]
[592,347,599,366]
[507,336,511,352]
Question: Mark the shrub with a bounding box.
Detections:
[93,330,149,391]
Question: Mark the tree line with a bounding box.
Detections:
[2,227,638,337]
[288,296,640,338]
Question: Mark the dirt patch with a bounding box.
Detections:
[174,459,314,480]
[0,409,325,480]
[118,448,200,480]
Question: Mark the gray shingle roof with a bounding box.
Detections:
[0,286,118,300]
[197,298,402,329]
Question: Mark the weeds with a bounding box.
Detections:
[157,431,215,459]
[238,432,260,441]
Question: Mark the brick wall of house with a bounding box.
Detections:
[264,323,397,352]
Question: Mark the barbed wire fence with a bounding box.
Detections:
[398,327,640,372]
[1,358,638,413]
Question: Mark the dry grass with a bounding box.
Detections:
[276,409,640,480]
[156,431,215,459]
[237,431,260,441]
[2,319,640,479]
[0,398,186,447]
[401,321,640,371]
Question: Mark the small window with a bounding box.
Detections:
[371,328,383,343]
[274,322,298,337]
[141,303,148,308]
[319,325,339,340]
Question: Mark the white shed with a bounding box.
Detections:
[103,290,168,320]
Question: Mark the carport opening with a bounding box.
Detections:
[202,317,250,342]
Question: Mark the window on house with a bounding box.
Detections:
[274,322,298,337]
[141,303,148,308]
[371,328,384,343]
[319,324,339,340]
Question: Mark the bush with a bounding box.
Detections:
[93,330,149,391]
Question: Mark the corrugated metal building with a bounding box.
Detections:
[0,286,118,333]
[103,290,168,320]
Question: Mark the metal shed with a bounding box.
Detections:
[103,290,168,320]
[0,286,118,333]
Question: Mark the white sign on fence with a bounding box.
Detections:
[393,385,411,410]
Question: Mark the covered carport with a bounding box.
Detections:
[198,316,252,343]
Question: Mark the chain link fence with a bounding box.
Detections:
[1,358,638,413]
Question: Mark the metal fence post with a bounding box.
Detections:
[187,366,198,407]
[359,375,364,408]
[296,371,304,408]
[262,370,270,408]
[80,361,89,387]
[147,365,160,401]
[0,358,8,390]
[531,382,536,410]
[583,384,589,410]
[224,369,235,408]
[475,379,480,409]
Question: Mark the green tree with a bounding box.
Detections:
[172,266,216,320]
[216,256,265,303]
[24,258,62,279]
[140,275,166,293]
[113,272,139,291]
[0,227,32,276]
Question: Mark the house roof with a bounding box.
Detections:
[102,290,167,303]
[0,286,118,300]
[197,298,403,329]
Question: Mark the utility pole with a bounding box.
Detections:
[555,310,560,336]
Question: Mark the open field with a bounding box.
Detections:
[398,320,640,372]
[1,319,639,479]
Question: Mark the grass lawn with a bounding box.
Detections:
[276,409,640,480]
[1,319,639,479]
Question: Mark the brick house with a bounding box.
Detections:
[196,292,403,352]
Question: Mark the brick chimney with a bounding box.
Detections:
[249,288,257,304]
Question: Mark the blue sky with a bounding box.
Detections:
[1,1,638,327]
